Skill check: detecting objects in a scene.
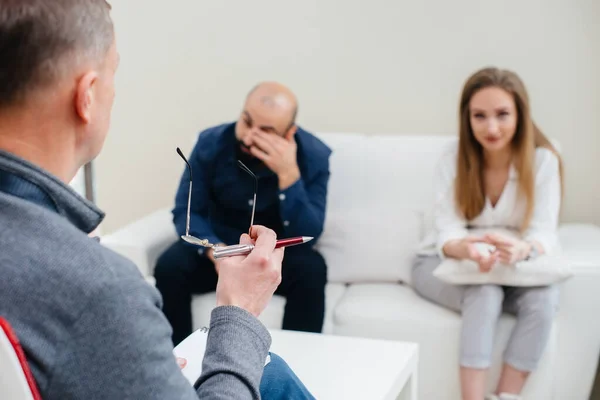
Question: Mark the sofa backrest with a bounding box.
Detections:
[313,133,456,285]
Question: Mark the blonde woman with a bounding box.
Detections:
[414,67,563,400]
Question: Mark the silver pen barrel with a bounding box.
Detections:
[213,244,255,259]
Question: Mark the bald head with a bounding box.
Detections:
[246,82,298,127]
[235,82,299,156]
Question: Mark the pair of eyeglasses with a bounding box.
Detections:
[176,148,256,250]
[176,148,313,259]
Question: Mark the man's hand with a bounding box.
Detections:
[250,131,300,189]
[214,225,284,317]
[484,233,532,264]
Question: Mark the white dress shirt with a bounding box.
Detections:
[420,142,562,257]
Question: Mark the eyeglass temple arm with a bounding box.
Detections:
[177,148,193,237]
[175,153,256,239]
[237,160,258,232]
[249,191,256,228]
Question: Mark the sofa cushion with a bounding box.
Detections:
[313,133,456,284]
[332,283,556,400]
[315,208,421,284]
[191,283,347,334]
[333,283,460,328]
[315,133,455,212]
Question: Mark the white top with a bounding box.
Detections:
[268,329,418,400]
[420,142,562,257]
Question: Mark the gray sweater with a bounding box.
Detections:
[0,150,271,399]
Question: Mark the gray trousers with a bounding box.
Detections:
[411,255,560,372]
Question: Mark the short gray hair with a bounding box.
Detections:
[0,0,114,108]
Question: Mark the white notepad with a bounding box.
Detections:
[173,327,271,386]
[173,327,209,385]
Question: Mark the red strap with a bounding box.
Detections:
[0,317,42,400]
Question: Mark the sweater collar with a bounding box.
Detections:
[0,150,104,233]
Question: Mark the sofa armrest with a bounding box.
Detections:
[554,223,600,399]
[100,208,177,278]
[559,223,600,271]
[557,222,600,319]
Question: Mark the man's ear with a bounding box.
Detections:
[74,71,98,124]
[285,124,297,141]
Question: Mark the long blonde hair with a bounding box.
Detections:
[455,67,563,231]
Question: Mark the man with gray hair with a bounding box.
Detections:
[0,1,313,399]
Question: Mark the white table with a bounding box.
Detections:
[269,330,418,400]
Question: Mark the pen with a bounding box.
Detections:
[213,236,313,259]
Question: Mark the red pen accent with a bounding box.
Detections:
[212,236,314,259]
[274,236,314,249]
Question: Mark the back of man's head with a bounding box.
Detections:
[0,0,114,109]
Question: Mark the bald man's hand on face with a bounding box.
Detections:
[250,130,301,190]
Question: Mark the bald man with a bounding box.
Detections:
[155,82,332,344]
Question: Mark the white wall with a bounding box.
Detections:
[97,0,600,233]
[69,167,85,198]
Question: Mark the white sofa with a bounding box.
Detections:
[101,133,600,400]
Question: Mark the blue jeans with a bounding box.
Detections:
[260,353,315,400]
